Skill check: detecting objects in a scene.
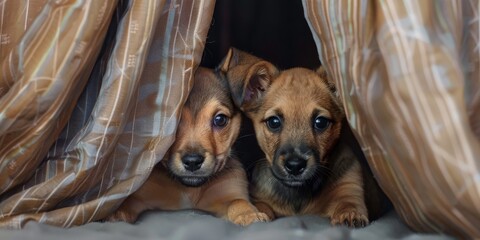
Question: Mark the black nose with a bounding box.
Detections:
[284,158,307,176]
[182,154,205,172]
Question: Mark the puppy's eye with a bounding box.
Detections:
[213,114,229,127]
[313,116,331,132]
[266,116,282,132]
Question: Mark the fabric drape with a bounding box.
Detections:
[303,0,480,238]
[0,0,214,228]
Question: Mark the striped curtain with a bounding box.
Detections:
[303,0,480,238]
[0,0,214,228]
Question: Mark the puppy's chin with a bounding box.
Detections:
[271,166,319,188]
[167,165,212,187]
[280,179,306,188]
[178,176,208,187]
[169,169,212,187]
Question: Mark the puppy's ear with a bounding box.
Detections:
[316,65,344,110]
[219,48,279,112]
[316,66,337,95]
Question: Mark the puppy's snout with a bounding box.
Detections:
[182,154,205,172]
[284,157,307,176]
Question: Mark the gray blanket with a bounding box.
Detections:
[0,210,455,240]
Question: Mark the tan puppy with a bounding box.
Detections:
[219,48,374,227]
[107,67,270,226]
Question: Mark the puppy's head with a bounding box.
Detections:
[164,67,241,187]
[220,48,344,188]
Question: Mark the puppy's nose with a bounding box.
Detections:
[182,154,205,172]
[284,158,307,176]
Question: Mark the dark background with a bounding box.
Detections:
[200,0,321,175]
[200,0,320,69]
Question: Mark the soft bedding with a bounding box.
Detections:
[0,210,454,240]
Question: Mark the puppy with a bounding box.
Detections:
[107,67,270,226]
[219,48,377,227]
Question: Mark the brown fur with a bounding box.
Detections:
[220,48,372,227]
[107,67,270,226]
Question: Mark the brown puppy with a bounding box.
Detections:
[219,48,373,227]
[107,67,270,226]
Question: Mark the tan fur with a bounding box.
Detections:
[221,48,369,227]
[107,67,270,226]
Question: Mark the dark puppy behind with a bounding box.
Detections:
[107,67,269,226]
[220,48,388,227]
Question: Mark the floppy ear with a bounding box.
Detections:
[316,66,337,95]
[219,48,279,112]
[316,65,344,109]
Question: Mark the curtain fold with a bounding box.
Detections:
[303,0,480,238]
[0,0,117,195]
[0,0,215,228]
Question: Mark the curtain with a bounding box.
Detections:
[303,0,480,238]
[0,0,214,228]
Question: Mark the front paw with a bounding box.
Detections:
[331,208,369,228]
[232,212,271,226]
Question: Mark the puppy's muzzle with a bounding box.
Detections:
[273,145,317,187]
[182,153,205,172]
[177,153,207,187]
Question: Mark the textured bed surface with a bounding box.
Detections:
[0,210,455,240]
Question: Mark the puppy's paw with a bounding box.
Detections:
[232,212,271,226]
[105,209,138,223]
[331,208,369,228]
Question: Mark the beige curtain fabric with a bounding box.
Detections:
[303,0,480,238]
[0,0,214,228]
